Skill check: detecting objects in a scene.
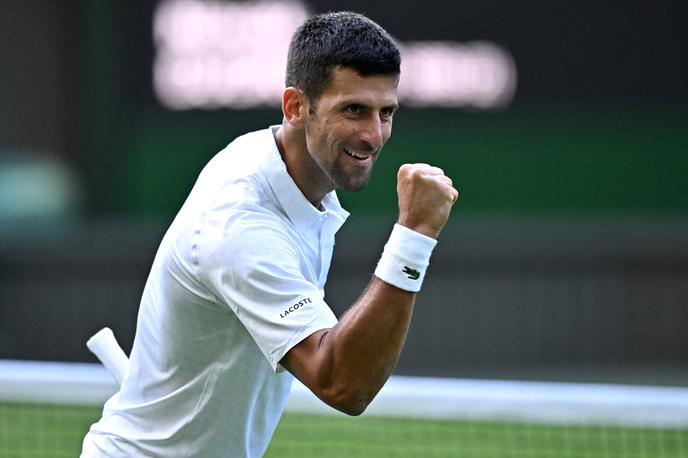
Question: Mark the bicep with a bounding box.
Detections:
[280,328,332,387]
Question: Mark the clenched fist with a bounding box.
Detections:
[396,163,459,239]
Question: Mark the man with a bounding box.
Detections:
[82,11,458,457]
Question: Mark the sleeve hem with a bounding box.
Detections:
[268,317,338,373]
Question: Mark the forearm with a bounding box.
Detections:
[282,163,458,415]
[316,277,416,412]
[284,224,437,414]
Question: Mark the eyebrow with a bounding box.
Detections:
[338,100,399,112]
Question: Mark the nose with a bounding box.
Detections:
[359,115,385,151]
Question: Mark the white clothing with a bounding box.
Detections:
[82,126,348,457]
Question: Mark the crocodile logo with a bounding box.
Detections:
[402,266,420,280]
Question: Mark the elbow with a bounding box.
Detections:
[336,399,368,417]
[321,385,373,416]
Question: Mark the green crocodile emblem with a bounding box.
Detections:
[402,266,420,280]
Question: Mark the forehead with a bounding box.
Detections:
[318,66,399,108]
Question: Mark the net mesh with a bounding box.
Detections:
[269,414,688,458]
[1,360,687,458]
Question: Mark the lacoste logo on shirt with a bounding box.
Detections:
[280,297,312,318]
[403,266,420,280]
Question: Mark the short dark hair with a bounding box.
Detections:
[285,11,401,103]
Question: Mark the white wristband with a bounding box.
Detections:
[374,224,438,292]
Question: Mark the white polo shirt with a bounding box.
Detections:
[83,126,348,457]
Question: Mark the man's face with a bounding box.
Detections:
[303,66,399,193]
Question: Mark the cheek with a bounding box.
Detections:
[328,125,353,149]
[305,122,327,151]
[382,124,393,143]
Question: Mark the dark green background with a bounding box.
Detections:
[94,107,688,218]
[80,2,688,219]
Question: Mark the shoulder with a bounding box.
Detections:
[220,127,276,161]
[198,209,299,270]
[229,210,295,249]
[196,209,307,297]
[194,127,275,184]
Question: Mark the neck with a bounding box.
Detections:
[273,124,333,209]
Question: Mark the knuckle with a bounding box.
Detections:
[400,165,422,182]
[408,167,423,179]
[451,188,460,202]
[397,163,415,179]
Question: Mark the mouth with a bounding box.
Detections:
[343,148,374,164]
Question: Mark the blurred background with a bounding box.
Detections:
[1,0,687,386]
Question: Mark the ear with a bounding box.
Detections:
[282,87,308,129]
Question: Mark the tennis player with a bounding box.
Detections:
[82,11,458,457]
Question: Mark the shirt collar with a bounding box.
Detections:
[259,126,349,234]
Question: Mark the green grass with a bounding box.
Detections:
[267,414,688,458]
[1,403,686,458]
[0,403,101,458]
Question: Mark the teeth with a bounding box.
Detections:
[345,149,367,159]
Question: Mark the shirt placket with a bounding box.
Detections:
[318,212,338,288]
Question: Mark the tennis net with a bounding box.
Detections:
[1,359,687,457]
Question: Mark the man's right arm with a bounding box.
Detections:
[280,163,458,415]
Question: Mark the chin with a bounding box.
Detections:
[341,177,371,192]
[331,166,373,193]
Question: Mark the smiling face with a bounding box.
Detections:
[302,66,399,194]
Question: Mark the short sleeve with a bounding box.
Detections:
[197,212,338,371]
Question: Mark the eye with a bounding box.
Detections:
[346,104,363,115]
[380,107,396,120]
